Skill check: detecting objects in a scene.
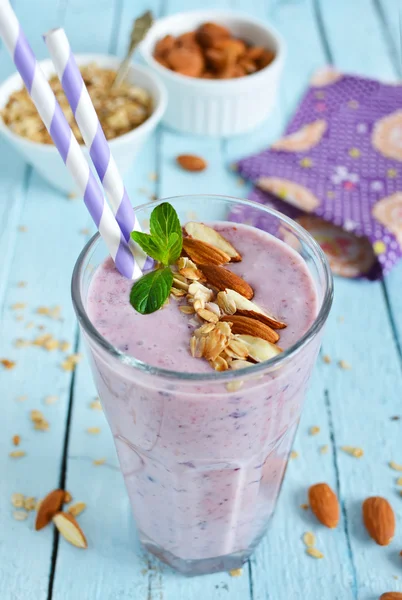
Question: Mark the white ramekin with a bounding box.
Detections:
[140,9,285,137]
[0,55,167,194]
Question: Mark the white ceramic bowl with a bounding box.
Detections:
[140,9,285,137]
[0,55,167,194]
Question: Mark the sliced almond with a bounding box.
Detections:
[53,512,88,549]
[184,222,241,261]
[197,308,219,323]
[172,276,189,291]
[199,265,253,299]
[224,289,286,329]
[225,339,249,360]
[67,501,86,517]
[35,489,65,531]
[182,238,230,266]
[217,290,237,315]
[220,315,279,344]
[234,334,282,362]
[229,359,254,370]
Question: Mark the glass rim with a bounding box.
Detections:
[71,194,334,381]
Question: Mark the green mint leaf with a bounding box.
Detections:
[160,232,183,265]
[129,267,173,315]
[131,231,165,263]
[150,202,182,253]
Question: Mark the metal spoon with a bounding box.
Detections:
[112,10,154,89]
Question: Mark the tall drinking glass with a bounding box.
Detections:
[71,195,333,576]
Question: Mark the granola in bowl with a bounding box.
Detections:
[0,63,153,144]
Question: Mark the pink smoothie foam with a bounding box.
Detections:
[85,222,319,571]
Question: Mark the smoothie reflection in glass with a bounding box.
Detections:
[72,195,333,576]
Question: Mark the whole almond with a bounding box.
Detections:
[176,154,207,172]
[167,47,204,78]
[200,265,253,299]
[220,314,279,344]
[362,496,395,546]
[308,483,340,529]
[35,488,65,531]
[182,238,230,265]
[53,512,88,549]
[184,222,241,261]
[380,594,402,600]
[196,22,231,48]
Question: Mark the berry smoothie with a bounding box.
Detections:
[82,219,325,575]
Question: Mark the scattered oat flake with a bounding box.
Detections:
[300,504,309,510]
[18,225,27,232]
[68,501,86,517]
[37,305,62,320]
[11,493,24,508]
[389,461,402,472]
[396,477,402,486]
[12,434,20,446]
[148,171,158,181]
[13,510,29,521]
[309,426,320,436]
[341,446,364,458]
[1,359,16,370]
[80,228,90,235]
[236,177,245,186]
[24,496,36,511]
[16,395,28,401]
[25,321,34,329]
[67,192,77,199]
[87,427,101,435]
[15,338,30,348]
[322,354,331,364]
[30,409,49,431]
[59,341,71,352]
[44,395,58,405]
[11,302,26,310]
[338,360,351,370]
[290,451,298,459]
[302,531,316,548]
[17,281,27,288]
[9,450,25,458]
[229,568,243,577]
[93,458,106,466]
[338,316,344,323]
[15,315,24,322]
[306,547,324,559]
[89,399,102,411]
[320,445,329,455]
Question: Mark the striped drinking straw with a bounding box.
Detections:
[0,0,144,280]
[44,28,152,270]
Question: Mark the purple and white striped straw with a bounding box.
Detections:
[44,28,152,271]
[0,0,142,280]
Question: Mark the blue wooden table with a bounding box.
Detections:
[1,1,402,598]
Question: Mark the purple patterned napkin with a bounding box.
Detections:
[235,67,402,278]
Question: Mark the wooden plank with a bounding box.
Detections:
[0,2,87,598]
[310,1,402,597]
[224,1,357,598]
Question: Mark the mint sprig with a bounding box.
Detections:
[129,202,183,314]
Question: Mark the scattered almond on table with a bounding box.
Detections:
[362,496,395,546]
[308,483,340,529]
[53,512,88,549]
[176,154,207,172]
